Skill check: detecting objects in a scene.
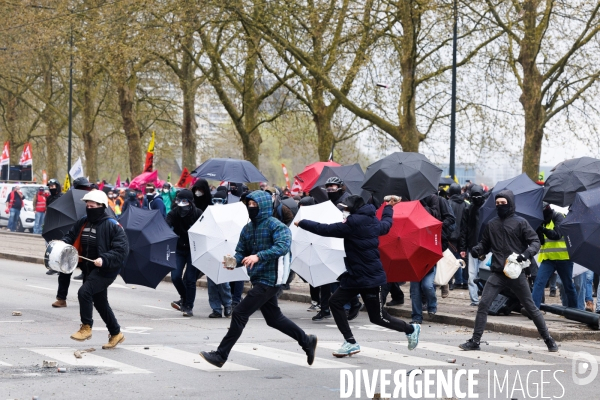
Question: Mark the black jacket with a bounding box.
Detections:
[47,183,62,206]
[192,179,212,211]
[62,212,129,279]
[459,184,484,252]
[299,204,393,289]
[165,205,203,251]
[421,194,455,251]
[448,194,468,245]
[471,190,540,273]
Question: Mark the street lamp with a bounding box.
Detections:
[449,0,458,181]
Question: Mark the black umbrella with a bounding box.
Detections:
[191,158,267,183]
[560,188,600,275]
[313,164,370,199]
[42,189,88,242]
[361,152,442,203]
[118,206,178,289]
[478,173,544,239]
[439,176,455,186]
[543,157,600,207]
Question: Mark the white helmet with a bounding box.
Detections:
[81,189,109,207]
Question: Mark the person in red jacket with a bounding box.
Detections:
[32,186,49,234]
[5,185,24,232]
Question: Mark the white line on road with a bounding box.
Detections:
[0,361,11,366]
[319,342,448,367]
[392,341,552,366]
[150,318,188,321]
[0,320,34,323]
[121,345,256,372]
[26,285,54,291]
[143,305,177,312]
[25,347,151,374]
[488,341,600,363]
[219,343,353,369]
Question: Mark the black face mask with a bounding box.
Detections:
[327,190,343,203]
[49,188,58,196]
[86,207,105,223]
[472,196,484,206]
[496,204,511,219]
[178,205,191,217]
[248,207,259,220]
[543,207,553,223]
[146,194,154,202]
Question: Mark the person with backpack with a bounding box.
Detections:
[143,183,166,218]
[265,187,297,290]
[63,190,129,349]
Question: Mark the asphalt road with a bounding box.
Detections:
[1,260,599,400]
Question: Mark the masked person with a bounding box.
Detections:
[143,183,166,218]
[325,177,349,210]
[191,178,212,211]
[106,191,117,212]
[165,190,203,317]
[114,189,126,216]
[120,190,141,214]
[160,183,177,213]
[200,190,317,368]
[295,195,421,356]
[46,179,63,276]
[460,190,557,352]
[63,190,129,349]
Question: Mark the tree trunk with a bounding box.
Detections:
[240,34,262,168]
[40,62,59,178]
[5,91,18,165]
[81,62,99,181]
[313,84,335,161]
[117,78,143,177]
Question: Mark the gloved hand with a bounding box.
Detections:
[536,226,546,246]
[470,248,479,259]
[516,254,526,263]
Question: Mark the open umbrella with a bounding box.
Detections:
[118,207,178,288]
[295,161,340,192]
[544,157,600,207]
[42,189,88,242]
[191,158,267,183]
[289,201,346,286]
[439,176,455,186]
[188,202,250,283]
[376,201,442,282]
[361,152,442,204]
[560,188,600,275]
[478,173,544,238]
[313,164,364,194]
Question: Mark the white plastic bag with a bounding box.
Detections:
[503,252,531,279]
[434,249,466,286]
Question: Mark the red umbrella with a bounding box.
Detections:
[295,161,340,192]
[376,201,443,282]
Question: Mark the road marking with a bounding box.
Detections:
[0,361,11,366]
[25,347,151,374]
[143,305,178,312]
[121,345,256,372]
[151,318,186,321]
[0,320,34,323]
[327,324,393,333]
[26,285,54,291]
[488,341,600,363]
[219,343,353,369]
[392,342,551,366]
[319,342,448,366]
[92,326,152,335]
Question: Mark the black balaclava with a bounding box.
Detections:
[543,205,553,223]
[496,196,511,219]
[49,187,59,196]
[327,188,344,204]
[470,184,485,207]
[248,206,259,220]
[86,206,106,223]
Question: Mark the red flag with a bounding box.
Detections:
[290,177,303,195]
[281,163,291,189]
[19,142,32,165]
[0,142,9,166]
[98,182,105,191]
[115,174,121,188]
[143,132,155,173]
[177,167,193,188]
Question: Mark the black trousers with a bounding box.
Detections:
[330,286,413,342]
[217,283,309,359]
[380,282,404,303]
[309,285,320,303]
[320,283,361,311]
[57,272,72,300]
[78,269,120,336]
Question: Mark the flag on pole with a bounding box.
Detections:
[281,164,291,189]
[63,174,70,193]
[176,167,193,188]
[167,172,171,183]
[1,142,10,167]
[19,142,32,166]
[69,157,85,180]
[290,177,303,196]
[42,170,47,185]
[115,174,121,188]
[143,131,155,173]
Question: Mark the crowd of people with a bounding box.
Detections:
[8,171,598,360]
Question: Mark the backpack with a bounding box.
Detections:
[276,197,298,221]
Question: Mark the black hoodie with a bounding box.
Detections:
[459,184,484,252]
[192,179,212,211]
[47,182,63,206]
[471,189,540,273]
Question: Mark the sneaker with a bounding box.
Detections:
[332,341,360,358]
[406,323,421,350]
[428,311,436,317]
[307,303,320,312]
[182,307,193,317]
[448,283,455,291]
[549,289,557,297]
[409,320,422,325]
[470,302,479,307]
[200,350,226,368]
[545,337,558,352]
[224,307,232,317]
[312,310,331,321]
[386,299,404,306]
[171,300,182,311]
[347,302,362,321]
[459,339,480,351]
[303,334,318,365]
[46,269,58,275]
[460,283,468,290]
[441,285,449,298]
[208,311,222,318]
[73,273,84,281]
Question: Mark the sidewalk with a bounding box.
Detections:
[2,229,598,341]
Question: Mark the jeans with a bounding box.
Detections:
[34,212,45,234]
[216,283,309,360]
[172,249,200,309]
[208,278,232,313]
[453,267,466,285]
[380,282,404,304]
[57,272,72,300]
[557,273,586,310]
[473,272,549,342]
[7,208,20,231]
[78,269,120,336]
[229,281,244,304]
[330,286,413,343]
[409,266,437,322]
[549,272,557,291]
[532,260,577,308]
[467,253,482,304]
[585,270,594,302]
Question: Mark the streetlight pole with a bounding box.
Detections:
[449,0,458,181]
[67,26,73,174]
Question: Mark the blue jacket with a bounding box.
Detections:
[299,204,393,289]
[235,190,292,287]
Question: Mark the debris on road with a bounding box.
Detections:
[74,348,96,358]
[447,358,456,363]
[12,311,21,316]
[57,367,67,373]
[42,360,57,368]
[144,347,150,350]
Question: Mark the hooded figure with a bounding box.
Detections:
[47,180,63,206]
[448,183,468,246]
[192,178,212,211]
[459,184,485,253]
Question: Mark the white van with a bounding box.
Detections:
[0,183,45,232]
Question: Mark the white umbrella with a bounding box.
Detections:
[289,201,347,286]
[188,202,250,284]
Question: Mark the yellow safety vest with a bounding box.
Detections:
[538,218,570,261]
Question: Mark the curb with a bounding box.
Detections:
[0,252,45,265]
[0,230,41,238]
